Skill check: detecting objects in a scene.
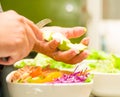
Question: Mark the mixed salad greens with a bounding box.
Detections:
[11,65,92,84]
[12,53,93,84]
[14,53,76,71]
[86,49,120,73]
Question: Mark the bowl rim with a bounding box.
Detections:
[92,72,120,75]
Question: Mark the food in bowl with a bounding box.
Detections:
[9,65,92,84]
[87,50,120,73]
[14,53,76,71]
[6,71,93,97]
[6,66,93,97]
[85,49,120,97]
[6,53,93,97]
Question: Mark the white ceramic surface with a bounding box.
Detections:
[77,60,120,97]
[6,71,93,97]
[92,73,120,97]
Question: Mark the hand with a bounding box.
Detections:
[33,26,89,64]
[0,10,89,65]
[0,10,43,65]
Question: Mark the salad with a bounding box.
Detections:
[86,49,120,73]
[11,53,93,84]
[11,65,92,84]
[14,53,76,71]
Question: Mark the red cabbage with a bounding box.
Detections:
[52,69,90,83]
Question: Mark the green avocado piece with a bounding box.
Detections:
[43,32,87,52]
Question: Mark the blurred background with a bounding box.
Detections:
[1,0,120,97]
[87,0,120,55]
[1,0,88,26]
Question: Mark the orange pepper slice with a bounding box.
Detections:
[30,66,42,78]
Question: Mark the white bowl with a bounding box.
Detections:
[6,71,93,97]
[77,60,120,97]
[91,73,120,97]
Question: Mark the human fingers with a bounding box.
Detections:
[21,16,43,41]
[67,50,89,64]
[0,56,27,65]
[6,10,43,41]
[33,39,59,55]
[41,26,86,39]
[0,57,14,65]
[51,49,80,63]
[80,37,90,46]
[61,27,87,39]
[23,22,37,52]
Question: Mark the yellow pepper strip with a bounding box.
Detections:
[28,71,63,83]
